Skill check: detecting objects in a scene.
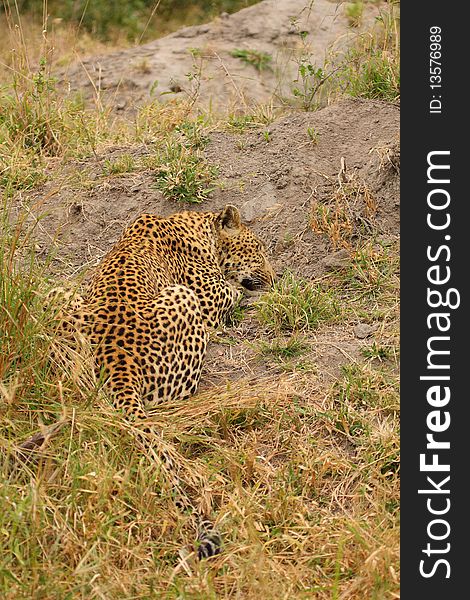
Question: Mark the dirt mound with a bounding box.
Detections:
[30,98,399,282]
[25,95,398,399]
[60,0,382,112]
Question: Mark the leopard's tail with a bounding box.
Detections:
[139,426,223,560]
[196,519,222,560]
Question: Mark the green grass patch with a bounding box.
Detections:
[258,336,313,373]
[102,153,137,176]
[256,271,340,333]
[336,363,399,414]
[346,47,400,101]
[230,48,272,71]
[226,114,259,133]
[175,118,211,150]
[361,342,392,361]
[148,139,219,204]
[259,336,308,360]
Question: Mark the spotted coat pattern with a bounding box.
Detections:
[72,205,274,418]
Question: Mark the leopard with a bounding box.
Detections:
[51,204,275,560]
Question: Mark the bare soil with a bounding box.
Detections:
[30,98,399,272]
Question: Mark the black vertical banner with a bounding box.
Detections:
[401,3,468,597]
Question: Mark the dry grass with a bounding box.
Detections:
[1,353,399,599]
[0,12,124,83]
[0,199,399,598]
[311,159,377,251]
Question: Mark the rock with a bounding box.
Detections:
[354,323,376,339]
[322,249,350,270]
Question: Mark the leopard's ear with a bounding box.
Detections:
[216,205,242,232]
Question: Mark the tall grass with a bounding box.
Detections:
[0,55,109,195]
[340,1,400,102]
[256,271,340,332]
[0,204,52,390]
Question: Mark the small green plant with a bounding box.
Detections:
[262,130,271,143]
[102,153,136,176]
[287,27,333,111]
[230,48,272,72]
[307,127,320,144]
[259,336,308,360]
[256,271,340,332]
[150,139,219,204]
[184,49,204,107]
[361,342,391,361]
[292,59,326,111]
[345,2,364,27]
[227,114,258,133]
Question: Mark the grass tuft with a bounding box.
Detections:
[311,164,377,251]
[148,138,219,204]
[259,336,308,360]
[230,48,272,71]
[102,153,137,176]
[336,363,399,414]
[256,271,340,333]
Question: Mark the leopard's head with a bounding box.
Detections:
[215,205,275,293]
